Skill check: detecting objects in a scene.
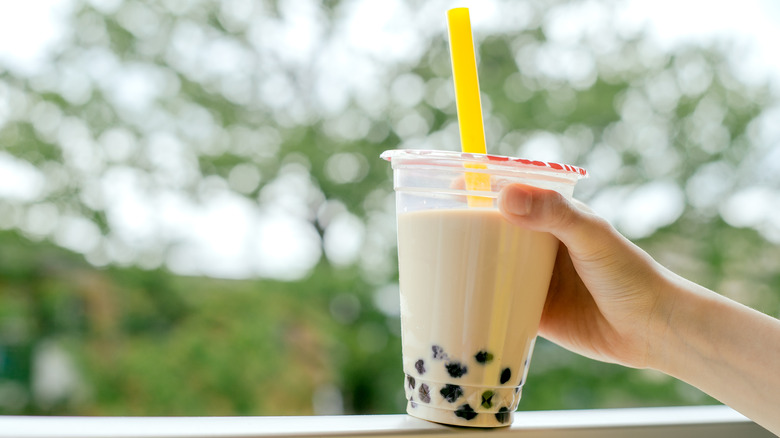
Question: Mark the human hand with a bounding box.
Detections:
[498,184,673,369]
[498,184,780,433]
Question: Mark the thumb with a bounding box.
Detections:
[498,184,613,259]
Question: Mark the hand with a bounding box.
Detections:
[498,184,780,434]
[498,184,672,369]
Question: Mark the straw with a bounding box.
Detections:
[448,8,503,393]
[447,7,491,207]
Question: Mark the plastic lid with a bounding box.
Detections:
[380,149,588,178]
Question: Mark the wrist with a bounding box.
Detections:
[645,270,709,375]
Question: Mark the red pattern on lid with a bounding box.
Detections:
[381,150,588,178]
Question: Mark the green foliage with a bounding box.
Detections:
[0,231,405,415]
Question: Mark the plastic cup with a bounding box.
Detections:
[381,149,587,427]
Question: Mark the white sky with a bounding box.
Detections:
[2,0,779,82]
[0,0,69,74]
[622,0,780,87]
[1,0,779,278]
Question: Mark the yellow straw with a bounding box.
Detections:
[447,7,491,207]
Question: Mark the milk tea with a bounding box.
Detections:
[397,207,558,427]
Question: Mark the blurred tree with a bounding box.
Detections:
[0,0,778,416]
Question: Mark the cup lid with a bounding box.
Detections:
[380,149,588,178]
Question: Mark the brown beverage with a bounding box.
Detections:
[398,208,557,426]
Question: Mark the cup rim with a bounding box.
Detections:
[380,149,588,179]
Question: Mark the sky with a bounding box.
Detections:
[0,0,68,75]
[1,0,779,279]
[2,0,780,85]
[622,0,780,87]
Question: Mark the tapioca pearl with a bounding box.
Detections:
[415,359,426,374]
[495,407,510,424]
[407,375,416,390]
[474,350,494,364]
[409,396,417,409]
[432,345,447,360]
[454,404,478,421]
[480,390,494,409]
[445,361,468,378]
[439,384,463,403]
[418,383,431,403]
[500,367,511,384]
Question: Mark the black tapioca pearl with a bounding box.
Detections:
[409,396,417,409]
[407,375,416,390]
[500,367,511,384]
[432,345,447,360]
[445,361,468,378]
[480,390,494,409]
[495,407,510,424]
[454,404,478,420]
[439,384,463,403]
[418,383,431,403]
[415,359,425,374]
[474,350,494,364]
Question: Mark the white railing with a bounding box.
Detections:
[0,405,773,438]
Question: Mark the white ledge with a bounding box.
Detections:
[0,405,772,438]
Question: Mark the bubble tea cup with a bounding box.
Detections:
[382,149,587,427]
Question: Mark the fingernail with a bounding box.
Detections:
[502,186,532,216]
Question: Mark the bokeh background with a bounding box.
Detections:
[1,0,779,416]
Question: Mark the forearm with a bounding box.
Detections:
[650,275,780,435]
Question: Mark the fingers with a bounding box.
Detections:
[498,184,616,261]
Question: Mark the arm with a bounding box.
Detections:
[655,276,780,433]
[498,183,780,435]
